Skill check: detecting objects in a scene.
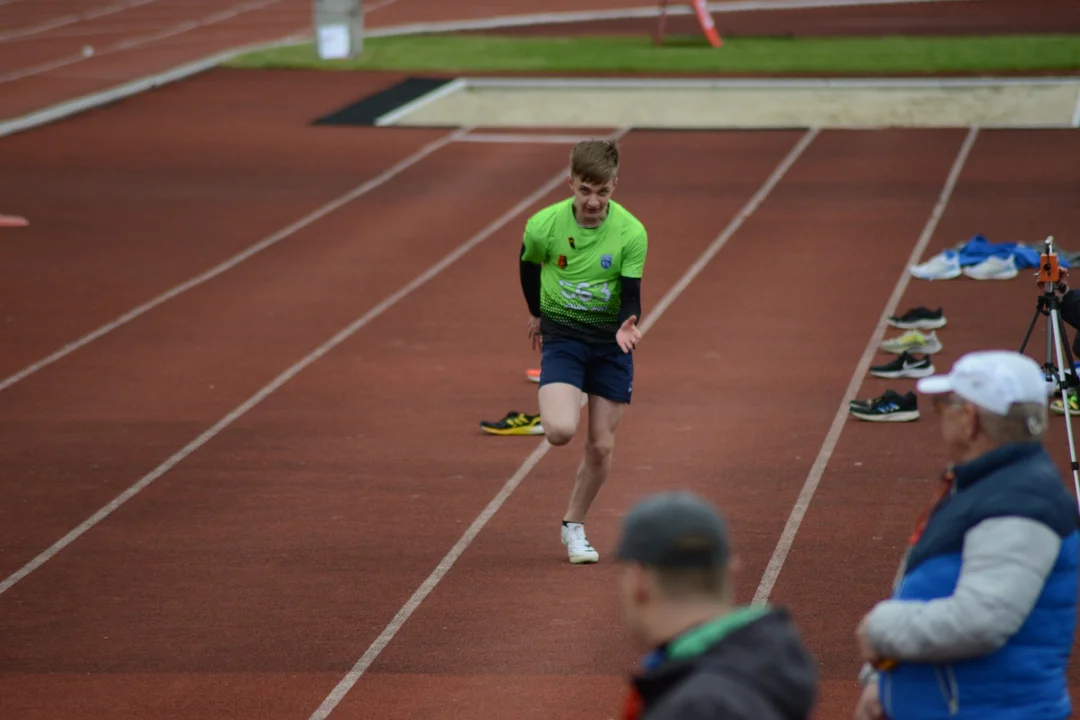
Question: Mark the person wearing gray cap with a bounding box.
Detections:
[615,491,818,720]
[853,349,1080,720]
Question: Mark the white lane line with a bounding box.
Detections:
[0,127,469,395]
[0,136,582,600]
[0,0,287,84]
[0,0,161,44]
[454,132,613,144]
[751,126,979,605]
[306,126,819,720]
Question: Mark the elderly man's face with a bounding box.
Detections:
[933,392,979,460]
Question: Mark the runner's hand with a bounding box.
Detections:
[528,315,542,351]
[616,316,641,354]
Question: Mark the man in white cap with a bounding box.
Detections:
[853,350,1080,720]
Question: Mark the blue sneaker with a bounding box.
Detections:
[849,390,920,422]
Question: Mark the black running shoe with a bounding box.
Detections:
[869,351,935,379]
[849,390,920,422]
[888,306,946,330]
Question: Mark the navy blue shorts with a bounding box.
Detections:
[539,336,634,404]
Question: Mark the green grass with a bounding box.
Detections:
[223,33,1080,75]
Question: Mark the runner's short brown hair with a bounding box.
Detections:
[570,139,620,185]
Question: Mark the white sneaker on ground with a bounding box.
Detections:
[561,522,599,564]
[909,250,961,280]
[962,255,1018,280]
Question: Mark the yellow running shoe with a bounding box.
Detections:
[481,411,544,436]
[880,329,943,355]
[1051,389,1080,416]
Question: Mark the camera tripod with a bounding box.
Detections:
[1019,236,1080,502]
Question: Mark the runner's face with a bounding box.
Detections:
[569,175,616,225]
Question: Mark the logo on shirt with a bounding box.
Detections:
[568,237,576,249]
[557,255,568,269]
[600,254,612,269]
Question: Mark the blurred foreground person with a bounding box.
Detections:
[615,491,818,719]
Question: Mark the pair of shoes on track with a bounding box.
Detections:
[878,307,945,360]
[852,307,946,423]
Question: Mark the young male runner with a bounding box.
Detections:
[519,139,648,564]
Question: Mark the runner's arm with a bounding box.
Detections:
[619,276,641,324]
[520,243,542,317]
[619,227,648,325]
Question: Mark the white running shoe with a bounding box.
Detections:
[909,250,961,281]
[561,522,599,564]
[962,255,1018,280]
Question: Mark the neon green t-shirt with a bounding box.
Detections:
[521,198,648,343]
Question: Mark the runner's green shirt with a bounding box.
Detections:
[521,198,648,343]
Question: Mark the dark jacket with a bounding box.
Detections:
[1059,288,1080,357]
[623,606,818,720]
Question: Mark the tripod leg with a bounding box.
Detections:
[1019,302,1043,354]
[1056,310,1079,388]
[1049,309,1080,512]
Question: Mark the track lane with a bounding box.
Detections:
[316,128,968,718]
[0,136,601,718]
[0,140,571,588]
[0,70,441,381]
[766,128,1080,719]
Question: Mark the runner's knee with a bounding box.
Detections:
[545,420,578,446]
[585,431,615,461]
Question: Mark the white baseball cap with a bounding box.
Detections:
[915,349,1049,415]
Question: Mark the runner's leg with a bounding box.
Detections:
[537,337,587,446]
[560,343,633,563]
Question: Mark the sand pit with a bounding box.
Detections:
[377,76,1080,129]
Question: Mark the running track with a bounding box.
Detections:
[5,2,1080,719]
[4,66,1080,718]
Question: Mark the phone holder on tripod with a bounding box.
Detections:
[1019,235,1080,499]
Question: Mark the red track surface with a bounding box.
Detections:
[4,1,1080,719]
[3,62,1080,717]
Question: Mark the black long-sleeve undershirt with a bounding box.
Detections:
[618,276,642,325]
[520,244,542,317]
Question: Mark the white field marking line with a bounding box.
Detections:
[0,0,974,138]
[751,125,979,606]
[0,127,469,396]
[1071,86,1080,128]
[366,0,975,37]
[0,0,161,44]
[454,132,610,144]
[374,77,467,127]
[0,146,583,600]
[461,76,1080,90]
[306,126,818,720]
[0,0,287,84]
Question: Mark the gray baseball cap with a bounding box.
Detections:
[615,491,731,568]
